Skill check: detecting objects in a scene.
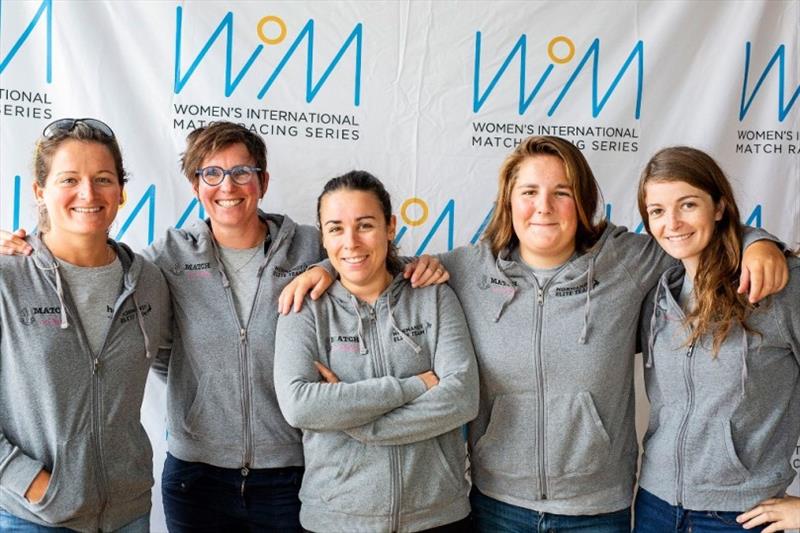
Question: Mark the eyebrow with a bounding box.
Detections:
[323,215,377,226]
[515,182,571,189]
[646,194,702,208]
[55,170,116,176]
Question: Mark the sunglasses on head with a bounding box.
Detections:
[42,118,115,139]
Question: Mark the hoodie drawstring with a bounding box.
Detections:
[739,327,749,400]
[645,281,663,369]
[387,295,422,354]
[578,257,595,344]
[35,258,70,329]
[350,296,369,355]
[133,294,153,359]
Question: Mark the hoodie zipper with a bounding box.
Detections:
[675,340,696,505]
[217,230,281,488]
[532,282,548,500]
[368,303,403,532]
[61,284,135,531]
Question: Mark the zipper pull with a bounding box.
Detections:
[686,342,694,357]
[92,358,100,375]
[240,328,247,346]
[537,288,544,306]
[240,464,249,498]
[369,306,377,321]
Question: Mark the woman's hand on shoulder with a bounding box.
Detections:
[739,240,789,303]
[0,229,32,256]
[403,254,449,288]
[278,267,334,315]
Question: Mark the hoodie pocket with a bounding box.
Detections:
[103,421,153,501]
[403,433,466,511]
[321,441,386,514]
[182,372,241,442]
[545,392,611,478]
[472,394,535,478]
[704,418,750,486]
[29,438,100,525]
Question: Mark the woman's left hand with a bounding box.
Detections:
[403,255,449,288]
[738,241,789,303]
[737,495,800,532]
[314,362,340,384]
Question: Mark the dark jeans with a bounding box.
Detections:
[162,453,302,532]
[470,487,630,532]
[633,488,770,533]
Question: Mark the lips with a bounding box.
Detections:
[665,232,693,242]
[71,206,103,213]
[342,255,368,265]
[215,199,244,208]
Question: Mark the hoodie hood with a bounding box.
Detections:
[328,274,423,356]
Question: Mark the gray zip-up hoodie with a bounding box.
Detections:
[0,236,170,532]
[274,276,479,532]
[437,223,777,515]
[148,211,323,470]
[639,258,800,511]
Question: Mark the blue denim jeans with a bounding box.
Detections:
[0,509,149,532]
[161,453,302,532]
[633,488,767,533]
[470,487,631,532]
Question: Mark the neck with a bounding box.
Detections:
[342,270,393,305]
[42,230,114,267]
[682,258,698,282]
[520,246,574,269]
[213,216,267,249]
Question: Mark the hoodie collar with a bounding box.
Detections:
[327,274,423,356]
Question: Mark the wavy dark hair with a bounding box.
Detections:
[316,170,402,275]
[638,146,753,356]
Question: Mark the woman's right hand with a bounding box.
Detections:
[278,267,334,315]
[0,229,32,256]
[25,468,51,504]
[737,496,800,532]
[417,370,439,390]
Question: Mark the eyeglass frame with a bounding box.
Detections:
[42,118,115,139]
[194,165,263,186]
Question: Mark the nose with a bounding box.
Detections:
[534,193,553,214]
[77,179,96,200]
[666,208,682,230]
[219,173,236,192]
[343,227,358,249]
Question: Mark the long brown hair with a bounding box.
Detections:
[638,146,751,355]
[482,136,606,256]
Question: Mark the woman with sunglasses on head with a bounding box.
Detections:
[273,171,479,532]
[280,136,788,532]
[0,119,170,532]
[634,147,799,533]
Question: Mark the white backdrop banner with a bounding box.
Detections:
[1,1,798,531]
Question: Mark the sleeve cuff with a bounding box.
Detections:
[399,376,428,403]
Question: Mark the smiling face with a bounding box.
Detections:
[510,155,578,267]
[319,189,396,302]
[644,179,723,277]
[33,139,122,241]
[194,142,266,235]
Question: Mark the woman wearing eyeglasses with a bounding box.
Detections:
[0,119,170,532]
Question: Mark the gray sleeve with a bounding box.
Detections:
[608,227,675,299]
[740,225,785,250]
[344,285,480,446]
[149,260,173,382]
[273,309,428,431]
[0,439,45,499]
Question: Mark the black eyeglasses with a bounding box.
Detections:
[43,118,115,139]
[195,165,262,186]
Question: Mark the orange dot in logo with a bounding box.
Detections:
[547,36,575,64]
[257,16,287,45]
[400,197,429,227]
